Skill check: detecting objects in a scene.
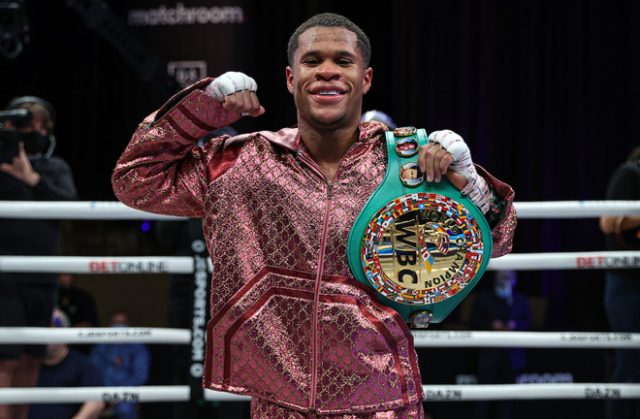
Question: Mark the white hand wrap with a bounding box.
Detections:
[205,72,258,101]
[428,130,492,213]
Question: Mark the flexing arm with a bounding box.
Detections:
[112,74,263,217]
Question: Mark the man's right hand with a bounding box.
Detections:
[205,72,265,118]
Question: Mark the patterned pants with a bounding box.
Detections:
[250,398,424,419]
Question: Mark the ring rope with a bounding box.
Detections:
[0,328,637,348]
[0,384,637,404]
[0,327,190,344]
[410,330,640,348]
[1,252,639,273]
[0,200,639,219]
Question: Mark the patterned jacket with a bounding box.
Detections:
[112,79,516,414]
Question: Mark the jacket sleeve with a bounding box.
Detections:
[476,165,517,258]
[111,78,241,217]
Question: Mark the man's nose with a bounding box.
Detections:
[315,61,340,80]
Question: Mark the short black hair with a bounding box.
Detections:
[287,13,371,68]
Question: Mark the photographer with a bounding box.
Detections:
[0,96,77,419]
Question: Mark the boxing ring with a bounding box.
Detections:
[0,200,639,406]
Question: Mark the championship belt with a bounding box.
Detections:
[347,127,493,328]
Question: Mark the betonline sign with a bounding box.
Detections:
[128,3,244,26]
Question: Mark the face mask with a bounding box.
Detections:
[494,285,512,300]
[20,131,50,155]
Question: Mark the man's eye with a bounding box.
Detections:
[303,58,320,65]
[337,59,354,66]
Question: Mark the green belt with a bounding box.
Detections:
[347,127,493,328]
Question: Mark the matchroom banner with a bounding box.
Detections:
[123,1,254,90]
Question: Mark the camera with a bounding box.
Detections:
[0,108,33,163]
[0,127,20,164]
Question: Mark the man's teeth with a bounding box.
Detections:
[317,91,341,96]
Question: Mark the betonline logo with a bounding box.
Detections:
[128,3,244,26]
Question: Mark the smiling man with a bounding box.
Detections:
[113,13,515,419]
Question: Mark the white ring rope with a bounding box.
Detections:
[0,327,190,344]
[0,328,638,348]
[0,386,189,404]
[0,384,637,404]
[0,201,183,220]
[0,200,639,219]
[1,252,639,273]
[415,383,640,401]
[411,331,640,348]
[0,256,194,274]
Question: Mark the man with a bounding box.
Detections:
[0,96,77,419]
[112,13,515,418]
[471,270,532,419]
[58,273,100,330]
[28,309,104,419]
[599,147,640,419]
[90,311,150,419]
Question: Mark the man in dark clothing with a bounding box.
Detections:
[0,96,77,419]
[58,273,100,329]
[28,309,104,419]
[599,147,640,419]
[471,270,532,419]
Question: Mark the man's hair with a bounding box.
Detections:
[7,96,56,134]
[287,13,371,68]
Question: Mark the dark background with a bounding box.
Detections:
[2,1,639,418]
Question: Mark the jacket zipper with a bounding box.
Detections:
[298,143,357,414]
[309,182,332,415]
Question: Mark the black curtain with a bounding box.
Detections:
[2,0,638,323]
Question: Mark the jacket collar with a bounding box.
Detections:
[256,121,388,153]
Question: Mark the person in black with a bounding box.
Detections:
[599,147,640,419]
[0,96,77,419]
[58,273,100,329]
[471,270,532,419]
[28,309,104,419]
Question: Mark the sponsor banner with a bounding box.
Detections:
[516,372,574,384]
[102,391,141,403]
[89,260,169,273]
[584,386,622,400]
[576,255,640,269]
[559,332,633,343]
[423,389,463,401]
[78,328,153,339]
[128,3,244,27]
[123,1,253,89]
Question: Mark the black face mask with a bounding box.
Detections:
[19,131,50,155]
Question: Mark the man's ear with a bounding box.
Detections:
[286,66,294,94]
[362,67,373,94]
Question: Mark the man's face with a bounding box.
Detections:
[286,26,372,130]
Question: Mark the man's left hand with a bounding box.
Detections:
[418,129,492,213]
[418,130,473,188]
[0,142,41,186]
